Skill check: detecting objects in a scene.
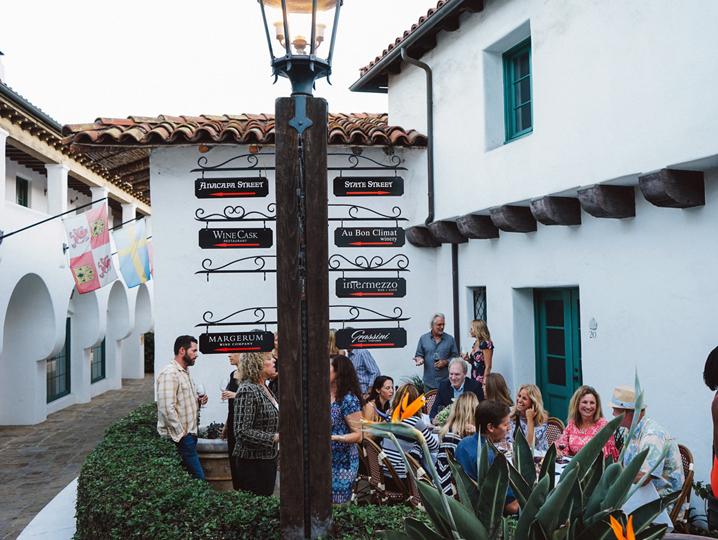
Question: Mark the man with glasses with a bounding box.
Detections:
[412,313,459,391]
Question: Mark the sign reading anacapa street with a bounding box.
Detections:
[195,178,269,199]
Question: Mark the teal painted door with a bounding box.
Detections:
[535,289,581,422]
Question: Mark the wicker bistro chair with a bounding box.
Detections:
[424,389,438,416]
[545,417,566,447]
[364,439,410,505]
[405,454,436,509]
[351,442,375,504]
[669,444,695,533]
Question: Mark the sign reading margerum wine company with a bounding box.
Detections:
[199,331,275,354]
[336,328,407,349]
[195,178,269,198]
[335,278,406,298]
[199,228,273,249]
[334,227,405,248]
[333,177,404,197]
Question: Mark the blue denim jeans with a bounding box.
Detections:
[175,434,205,480]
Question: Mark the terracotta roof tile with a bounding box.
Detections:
[62,113,426,148]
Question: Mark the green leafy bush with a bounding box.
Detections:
[75,403,429,540]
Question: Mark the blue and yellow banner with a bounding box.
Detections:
[112,219,151,288]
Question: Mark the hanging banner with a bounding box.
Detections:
[335,278,406,298]
[333,176,404,197]
[199,331,275,354]
[199,228,273,249]
[335,328,407,349]
[334,227,405,248]
[195,178,269,198]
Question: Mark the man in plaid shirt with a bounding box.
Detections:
[156,335,208,479]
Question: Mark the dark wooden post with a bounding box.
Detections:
[276,96,331,540]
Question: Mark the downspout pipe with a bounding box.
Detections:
[400,48,433,226]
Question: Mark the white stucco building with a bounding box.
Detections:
[351,0,718,490]
[0,81,153,424]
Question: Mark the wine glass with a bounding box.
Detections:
[220,378,230,401]
[196,384,206,408]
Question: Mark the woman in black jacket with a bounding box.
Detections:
[233,351,279,496]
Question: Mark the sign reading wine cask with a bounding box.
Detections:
[199,228,273,249]
[335,277,406,298]
[199,331,275,354]
[333,176,404,197]
[195,178,269,198]
[334,227,405,248]
[335,327,407,349]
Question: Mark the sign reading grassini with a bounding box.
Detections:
[335,328,407,350]
[199,331,275,354]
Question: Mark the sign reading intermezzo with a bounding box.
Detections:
[335,278,406,298]
[335,328,407,349]
[195,178,269,198]
[333,176,404,197]
[199,331,275,354]
[199,228,273,249]
[334,227,405,248]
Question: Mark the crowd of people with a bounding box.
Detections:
[156,313,696,518]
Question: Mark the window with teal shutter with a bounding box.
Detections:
[16,177,28,207]
[503,39,532,142]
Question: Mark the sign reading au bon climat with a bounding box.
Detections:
[195,178,269,199]
[335,328,407,350]
[333,177,404,197]
[199,228,273,249]
[334,227,405,248]
[199,331,275,354]
[335,277,406,298]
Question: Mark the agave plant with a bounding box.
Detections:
[365,372,679,540]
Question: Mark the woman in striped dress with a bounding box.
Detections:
[435,392,479,495]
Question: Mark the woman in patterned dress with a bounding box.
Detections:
[329,354,364,504]
[555,385,618,460]
[463,320,494,399]
[509,384,549,452]
[435,392,479,495]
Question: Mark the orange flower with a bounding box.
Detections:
[609,515,634,540]
[391,393,426,422]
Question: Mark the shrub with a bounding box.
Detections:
[75,403,429,539]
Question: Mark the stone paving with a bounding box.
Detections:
[0,375,155,540]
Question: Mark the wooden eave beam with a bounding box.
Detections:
[638,168,705,208]
[529,196,582,226]
[405,225,441,248]
[428,220,468,244]
[456,214,500,239]
[489,205,537,233]
[577,185,635,219]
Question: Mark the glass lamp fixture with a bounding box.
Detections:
[258,0,343,96]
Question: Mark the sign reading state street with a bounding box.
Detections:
[199,228,273,249]
[335,277,406,298]
[334,227,405,248]
[336,328,407,349]
[200,331,275,354]
[195,178,269,198]
[333,176,404,197]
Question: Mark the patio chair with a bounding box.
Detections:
[545,417,565,447]
[669,444,695,533]
[405,454,435,509]
[351,441,375,504]
[364,438,410,505]
[424,389,437,416]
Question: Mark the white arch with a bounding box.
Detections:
[122,282,154,379]
[0,273,56,424]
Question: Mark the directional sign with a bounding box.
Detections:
[195,178,269,199]
[334,227,405,248]
[333,176,404,197]
[336,278,406,298]
[336,328,407,349]
[200,331,275,354]
[199,228,273,249]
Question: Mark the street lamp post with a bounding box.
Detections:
[256,2,343,538]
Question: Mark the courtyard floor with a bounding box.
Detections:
[0,375,155,540]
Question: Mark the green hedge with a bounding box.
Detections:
[75,403,429,539]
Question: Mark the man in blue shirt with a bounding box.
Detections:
[455,400,518,515]
[413,313,459,390]
[347,348,381,398]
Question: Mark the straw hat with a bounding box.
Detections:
[610,386,647,410]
